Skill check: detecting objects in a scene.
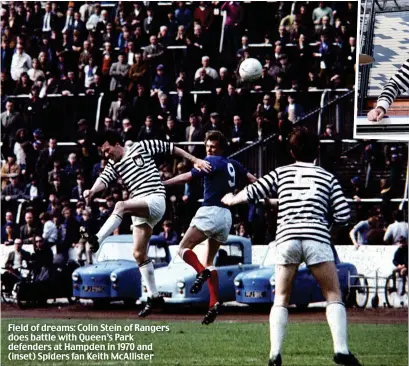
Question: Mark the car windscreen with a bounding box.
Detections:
[96,242,134,262]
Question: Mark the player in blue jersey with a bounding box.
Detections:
[164,131,257,324]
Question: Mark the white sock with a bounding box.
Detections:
[139,260,159,298]
[269,306,288,359]
[96,214,122,243]
[326,302,349,354]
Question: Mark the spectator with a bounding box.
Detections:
[253,67,275,91]
[151,64,170,96]
[131,84,151,125]
[312,1,334,33]
[143,8,160,37]
[194,67,215,92]
[137,116,157,141]
[384,210,409,245]
[204,112,225,135]
[121,118,138,142]
[31,235,53,275]
[128,53,148,92]
[10,43,32,81]
[158,26,172,48]
[194,2,214,31]
[2,239,31,293]
[164,116,183,142]
[159,220,178,246]
[59,207,80,259]
[72,174,87,200]
[40,212,58,248]
[14,72,33,95]
[109,91,132,124]
[194,56,218,80]
[1,175,23,203]
[285,94,305,123]
[1,212,19,243]
[221,1,243,54]
[27,58,45,83]
[143,35,165,66]
[86,73,104,95]
[109,53,130,92]
[1,100,23,151]
[172,80,194,123]
[83,57,99,88]
[64,153,80,188]
[185,113,204,157]
[349,216,378,249]
[1,154,20,189]
[19,211,40,245]
[174,25,186,46]
[230,115,247,150]
[22,174,41,202]
[392,237,408,286]
[59,70,83,95]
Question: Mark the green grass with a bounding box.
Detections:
[1,319,407,366]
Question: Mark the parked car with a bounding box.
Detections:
[72,235,173,307]
[234,242,361,309]
[141,235,259,305]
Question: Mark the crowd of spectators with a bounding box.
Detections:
[0,1,405,265]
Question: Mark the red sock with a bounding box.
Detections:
[182,249,205,274]
[208,270,219,308]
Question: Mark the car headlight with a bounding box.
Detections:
[176,281,185,289]
[110,273,118,282]
[234,279,243,288]
[269,278,275,286]
[72,273,79,282]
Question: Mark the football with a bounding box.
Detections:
[239,58,263,81]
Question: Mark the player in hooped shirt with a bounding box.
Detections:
[164,131,257,324]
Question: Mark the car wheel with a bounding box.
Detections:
[93,299,110,308]
[249,303,271,312]
[343,290,356,308]
[295,303,309,310]
[123,299,137,308]
[68,296,78,305]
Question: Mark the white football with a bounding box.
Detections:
[239,58,263,82]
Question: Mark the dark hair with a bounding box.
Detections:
[393,210,404,222]
[39,212,50,221]
[289,127,319,162]
[205,130,228,152]
[98,130,123,147]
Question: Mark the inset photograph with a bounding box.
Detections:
[355,2,409,140]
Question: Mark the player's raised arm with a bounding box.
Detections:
[172,146,211,172]
[368,59,409,121]
[163,172,193,186]
[84,162,118,202]
[222,170,278,206]
[140,139,211,172]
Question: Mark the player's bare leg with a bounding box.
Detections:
[134,223,164,317]
[201,238,222,325]
[177,226,210,292]
[81,198,150,252]
[309,261,362,365]
[268,264,298,366]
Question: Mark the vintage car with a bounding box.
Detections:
[234,242,362,309]
[141,235,259,305]
[72,235,173,307]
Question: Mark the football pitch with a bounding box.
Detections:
[1,319,407,366]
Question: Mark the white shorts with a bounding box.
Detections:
[131,195,166,229]
[275,239,334,266]
[190,206,232,243]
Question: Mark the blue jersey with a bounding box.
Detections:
[191,156,248,208]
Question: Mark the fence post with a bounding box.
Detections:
[317,90,328,135]
[335,94,341,133]
[258,143,263,177]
